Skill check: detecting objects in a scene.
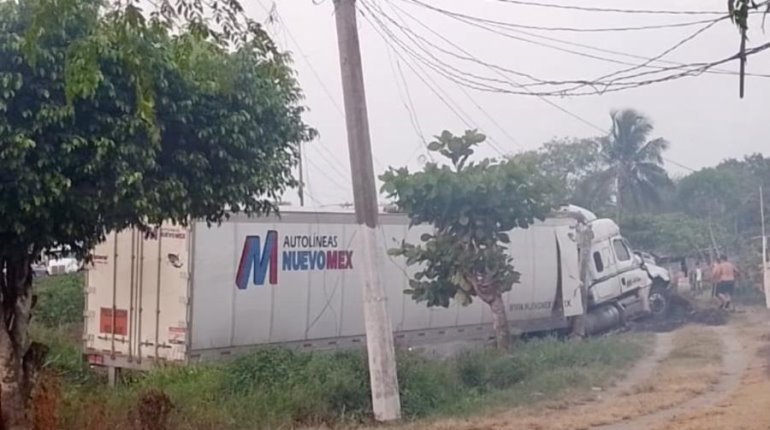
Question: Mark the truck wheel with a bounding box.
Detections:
[649,283,670,318]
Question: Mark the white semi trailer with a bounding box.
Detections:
[83,206,670,374]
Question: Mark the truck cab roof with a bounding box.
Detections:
[589,218,621,242]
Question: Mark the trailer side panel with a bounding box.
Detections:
[189,212,578,356]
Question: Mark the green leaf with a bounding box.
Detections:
[372,129,553,321]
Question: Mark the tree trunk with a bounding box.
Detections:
[0,253,41,430]
[0,334,27,430]
[471,276,511,350]
[487,293,510,350]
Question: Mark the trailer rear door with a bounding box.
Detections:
[84,225,191,367]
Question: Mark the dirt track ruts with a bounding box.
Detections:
[592,324,748,430]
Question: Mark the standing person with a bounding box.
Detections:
[694,262,703,292]
[715,254,738,310]
[710,257,721,299]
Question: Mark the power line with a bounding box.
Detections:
[371,0,770,97]
[255,0,346,116]
[360,2,495,139]
[255,0,388,173]
[589,17,727,89]
[477,23,770,80]
[384,44,434,164]
[400,0,770,92]
[664,157,696,172]
[406,0,728,33]
[307,139,355,184]
[367,0,607,132]
[383,0,525,149]
[385,2,646,92]
[490,0,724,15]
[360,2,510,156]
[366,0,704,172]
[568,41,770,95]
[305,155,353,193]
[253,0,354,176]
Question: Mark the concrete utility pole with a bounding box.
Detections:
[761,186,769,309]
[333,0,401,421]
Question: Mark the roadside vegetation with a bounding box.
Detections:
[33,274,649,429]
[409,325,723,430]
[519,111,769,288]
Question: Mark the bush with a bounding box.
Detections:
[52,329,647,429]
[218,349,372,424]
[35,273,84,328]
[31,325,95,385]
[397,352,461,418]
[31,273,92,385]
[453,349,529,392]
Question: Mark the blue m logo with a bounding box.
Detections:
[235,231,278,290]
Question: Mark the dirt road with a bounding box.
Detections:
[651,310,770,430]
[395,308,769,430]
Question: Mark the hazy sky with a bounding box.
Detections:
[241,0,770,206]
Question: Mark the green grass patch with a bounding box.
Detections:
[31,273,95,385]
[53,335,648,429]
[30,273,651,429]
[34,272,85,328]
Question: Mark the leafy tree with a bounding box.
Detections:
[512,137,602,205]
[0,0,313,426]
[675,154,770,262]
[717,154,770,234]
[579,109,673,215]
[677,167,742,225]
[619,213,717,257]
[380,130,555,350]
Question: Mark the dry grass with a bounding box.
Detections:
[655,313,770,430]
[388,325,723,430]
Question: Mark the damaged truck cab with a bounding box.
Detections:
[568,207,671,334]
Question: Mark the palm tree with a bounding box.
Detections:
[578,109,673,215]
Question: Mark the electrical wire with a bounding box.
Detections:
[363,0,713,172]
[370,0,770,96]
[384,44,434,164]
[382,0,525,149]
[360,2,511,156]
[399,0,770,92]
[490,0,724,15]
[363,2,512,154]
[406,0,730,33]
[587,17,728,90]
[366,0,608,132]
[308,140,355,185]
[305,155,353,194]
[474,21,770,80]
[255,0,388,174]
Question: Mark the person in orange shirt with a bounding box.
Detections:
[713,254,738,310]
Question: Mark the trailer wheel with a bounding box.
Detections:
[649,282,670,318]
